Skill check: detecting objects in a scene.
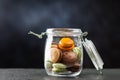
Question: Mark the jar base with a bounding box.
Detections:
[46,68,82,77]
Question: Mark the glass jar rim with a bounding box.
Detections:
[46,28,82,36]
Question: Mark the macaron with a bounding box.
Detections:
[52,67,66,73]
[45,61,53,71]
[67,62,80,72]
[51,44,58,48]
[52,63,67,69]
[50,48,62,63]
[52,63,67,73]
[73,47,81,60]
[58,38,74,51]
[62,51,78,64]
[51,43,58,48]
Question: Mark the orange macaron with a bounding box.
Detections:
[58,38,74,51]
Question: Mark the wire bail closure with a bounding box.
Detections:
[28,31,46,39]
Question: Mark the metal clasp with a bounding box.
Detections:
[28,31,46,39]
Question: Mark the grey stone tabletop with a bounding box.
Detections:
[0,69,120,80]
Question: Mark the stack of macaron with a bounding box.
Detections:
[46,37,81,73]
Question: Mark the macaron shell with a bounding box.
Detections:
[50,48,62,63]
[58,44,74,51]
[73,47,81,60]
[51,44,58,48]
[58,38,74,51]
[52,63,67,69]
[67,63,80,72]
[62,51,78,63]
[51,43,58,48]
[52,67,66,73]
[59,41,73,48]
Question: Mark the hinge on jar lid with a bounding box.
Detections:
[82,32,88,37]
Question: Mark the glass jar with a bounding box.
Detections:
[28,28,104,77]
[44,28,84,77]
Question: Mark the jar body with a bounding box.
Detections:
[44,28,83,77]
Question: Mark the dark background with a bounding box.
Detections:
[0,0,120,68]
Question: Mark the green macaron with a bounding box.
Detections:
[73,47,81,60]
[52,63,67,73]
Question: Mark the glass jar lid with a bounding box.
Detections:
[82,38,104,74]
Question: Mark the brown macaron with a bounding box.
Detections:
[62,51,78,64]
[50,48,62,63]
[67,63,80,72]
